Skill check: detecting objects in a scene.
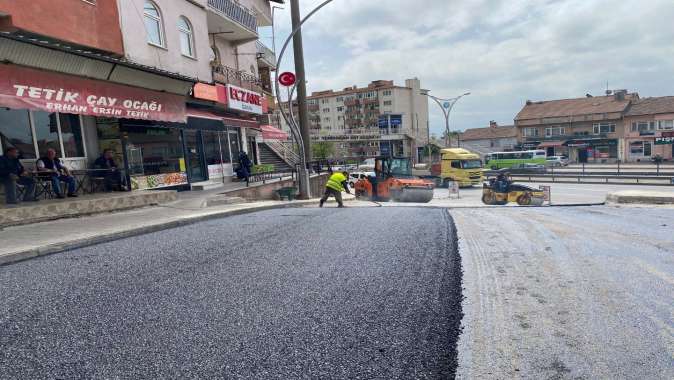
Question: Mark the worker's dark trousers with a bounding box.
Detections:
[320,188,343,207]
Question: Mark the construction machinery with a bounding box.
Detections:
[354,157,435,203]
[481,170,545,206]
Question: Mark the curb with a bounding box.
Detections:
[0,198,346,267]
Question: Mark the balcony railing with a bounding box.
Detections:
[207,0,257,34]
[256,41,276,69]
[212,64,262,93]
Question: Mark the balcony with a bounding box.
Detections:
[207,0,258,43]
[256,41,276,70]
[212,64,262,93]
[344,98,360,107]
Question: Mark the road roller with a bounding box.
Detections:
[354,157,434,203]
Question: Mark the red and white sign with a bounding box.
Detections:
[0,64,186,122]
[226,84,263,115]
[278,72,296,87]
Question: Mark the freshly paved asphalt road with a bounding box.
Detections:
[0,207,462,379]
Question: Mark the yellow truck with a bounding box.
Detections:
[432,148,484,187]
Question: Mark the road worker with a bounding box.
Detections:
[319,171,350,208]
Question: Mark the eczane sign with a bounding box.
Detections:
[226,84,262,114]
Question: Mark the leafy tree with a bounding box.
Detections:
[312,141,335,160]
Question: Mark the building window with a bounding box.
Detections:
[631,121,656,132]
[178,16,195,58]
[523,127,539,137]
[337,116,343,121]
[0,109,35,159]
[592,123,616,134]
[58,114,85,157]
[382,90,392,96]
[144,1,165,47]
[336,97,343,102]
[545,126,565,137]
[32,111,62,157]
[322,108,330,113]
[383,100,392,106]
[321,99,328,104]
[657,120,674,130]
[629,141,653,156]
[336,106,344,112]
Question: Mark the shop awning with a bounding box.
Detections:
[0,64,186,123]
[185,106,260,129]
[538,140,565,148]
[260,125,288,140]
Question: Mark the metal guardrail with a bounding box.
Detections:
[264,140,301,166]
[484,172,674,186]
[207,0,257,33]
[212,64,262,92]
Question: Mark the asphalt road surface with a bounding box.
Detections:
[0,207,462,379]
[454,206,674,379]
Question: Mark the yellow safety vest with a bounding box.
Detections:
[326,172,347,192]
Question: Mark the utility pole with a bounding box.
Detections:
[423,92,470,148]
[290,0,312,170]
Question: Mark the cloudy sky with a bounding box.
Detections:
[261,0,674,137]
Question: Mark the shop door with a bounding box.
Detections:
[183,130,206,182]
[644,142,652,157]
[248,137,258,165]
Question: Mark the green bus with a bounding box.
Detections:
[485,150,547,169]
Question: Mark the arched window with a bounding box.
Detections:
[178,16,194,57]
[143,1,164,47]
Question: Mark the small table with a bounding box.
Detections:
[71,169,125,194]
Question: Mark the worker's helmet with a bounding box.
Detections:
[341,170,349,177]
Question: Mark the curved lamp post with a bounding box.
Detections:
[274,0,334,199]
[423,92,470,148]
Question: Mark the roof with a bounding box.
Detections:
[309,80,408,99]
[515,94,636,121]
[625,96,674,116]
[460,125,517,140]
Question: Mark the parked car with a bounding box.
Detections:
[545,156,569,167]
[348,171,375,188]
[509,163,547,174]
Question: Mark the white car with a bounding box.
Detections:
[348,171,375,188]
[545,156,569,167]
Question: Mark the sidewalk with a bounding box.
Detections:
[0,192,352,266]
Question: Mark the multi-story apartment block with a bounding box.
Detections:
[279,79,429,161]
[515,91,635,163]
[0,0,284,192]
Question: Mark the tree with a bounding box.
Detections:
[311,141,335,160]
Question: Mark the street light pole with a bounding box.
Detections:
[423,92,470,148]
[290,0,312,168]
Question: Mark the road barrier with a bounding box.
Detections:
[485,172,674,186]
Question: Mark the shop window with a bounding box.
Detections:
[33,111,62,158]
[630,141,644,155]
[383,100,392,106]
[658,120,674,130]
[144,1,165,47]
[59,114,85,157]
[178,16,195,58]
[592,123,616,134]
[122,124,185,190]
[0,109,35,159]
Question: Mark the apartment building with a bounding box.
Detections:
[515,91,635,163]
[279,78,429,161]
[0,0,282,191]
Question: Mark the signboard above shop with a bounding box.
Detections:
[0,64,186,123]
[655,131,674,145]
[226,84,266,115]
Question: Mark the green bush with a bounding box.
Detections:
[252,164,274,174]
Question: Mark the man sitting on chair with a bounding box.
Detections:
[94,149,123,191]
[0,147,38,204]
[37,148,77,198]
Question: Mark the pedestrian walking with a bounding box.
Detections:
[237,151,252,182]
[320,171,350,208]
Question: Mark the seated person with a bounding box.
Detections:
[94,149,123,191]
[0,147,37,204]
[37,148,77,198]
[495,173,510,193]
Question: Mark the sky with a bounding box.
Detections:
[260,0,674,137]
